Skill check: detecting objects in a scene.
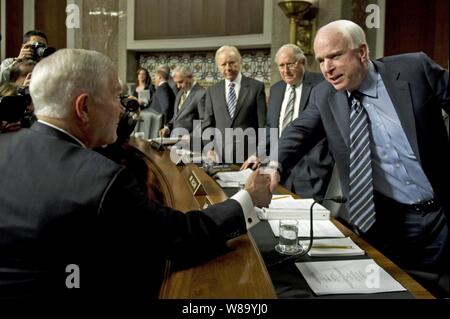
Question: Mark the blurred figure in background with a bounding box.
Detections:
[129,67,155,110]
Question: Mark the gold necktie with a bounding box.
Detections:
[178,91,187,110]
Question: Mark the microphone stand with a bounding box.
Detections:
[267,196,347,268]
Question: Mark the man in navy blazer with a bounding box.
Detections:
[202,45,266,163]
[149,64,176,125]
[271,20,448,296]
[0,49,271,303]
[242,44,333,200]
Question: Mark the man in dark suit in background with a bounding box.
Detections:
[270,20,449,296]
[149,64,176,125]
[242,44,333,200]
[202,45,266,163]
[160,65,206,137]
[0,49,271,303]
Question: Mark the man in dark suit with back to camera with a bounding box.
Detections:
[159,65,206,137]
[269,20,449,296]
[0,49,271,303]
[242,44,333,200]
[149,64,176,126]
[202,45,266,163]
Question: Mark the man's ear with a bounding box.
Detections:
[359,43,369,63]
[74,93,90,123]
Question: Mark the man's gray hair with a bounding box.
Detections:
[275,44,306,64]
[318,20,370,56]
[156,64,171,81]
[215,45,242,65]
[30,48,115,118]
[173,65,193,78]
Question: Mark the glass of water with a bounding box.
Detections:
[275,219,303,255]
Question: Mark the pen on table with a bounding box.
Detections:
[311,245,353,249]
[272,195,291,200]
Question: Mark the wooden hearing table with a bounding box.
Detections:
[128,138,434,299]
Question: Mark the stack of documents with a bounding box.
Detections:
[261,195,344,238]
[258,195,330,220]
[299,237,364,257]
[295,259,406,295]
[215,168,253,188]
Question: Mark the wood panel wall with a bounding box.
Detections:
[384,0,448,68]
[5,0,23,58]
[134,0,264,40]
[35,0,67,50]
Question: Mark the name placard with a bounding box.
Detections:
[187,170,206,196]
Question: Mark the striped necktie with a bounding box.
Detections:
[227,82,237,118]
[281,85,296,132]
[178,91,187,110]
[348,91,376,233]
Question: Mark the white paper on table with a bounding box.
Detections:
[269,198,329,212]
[215,168,253,183]
[299,237,365,257]
[295,259,406,295]
[268,219,344,238]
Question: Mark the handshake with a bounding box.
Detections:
[238,155,283,209]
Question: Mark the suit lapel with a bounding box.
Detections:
[374,61,421,160]
[273,82,286,125]
[232,76,249,125]
[216,80,232,124]
[329,91,351,148]
[173,92,182,120]
[175,84,197,120]
[299,72,313,113]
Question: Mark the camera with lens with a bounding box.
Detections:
[120,95,140,113]
[116,94,140,142]
[0,86,35,130]
[27,42,56,61]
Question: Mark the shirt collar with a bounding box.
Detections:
[225,72,242,86]
[346,61,378,99]
[37,119,87,148]
[356,61,378,98]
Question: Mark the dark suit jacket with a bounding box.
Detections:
[203,75,266,162]
[150,81,176,125]
[0,122,247,303]
[168,83,206,134]
[278,52,449,223]
[265,72,333,199]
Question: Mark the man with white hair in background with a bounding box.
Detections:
[270,20,449,296]
[0,48,271,303]
[242,44,333,201]
[202,45,266,163]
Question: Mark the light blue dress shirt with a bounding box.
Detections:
[354,62,434,204]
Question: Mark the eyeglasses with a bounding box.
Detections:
[278,61,298,70]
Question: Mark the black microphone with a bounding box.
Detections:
[318,196,347,204]
[267,196,347,268]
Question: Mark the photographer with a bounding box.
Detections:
[0,30,54,85]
